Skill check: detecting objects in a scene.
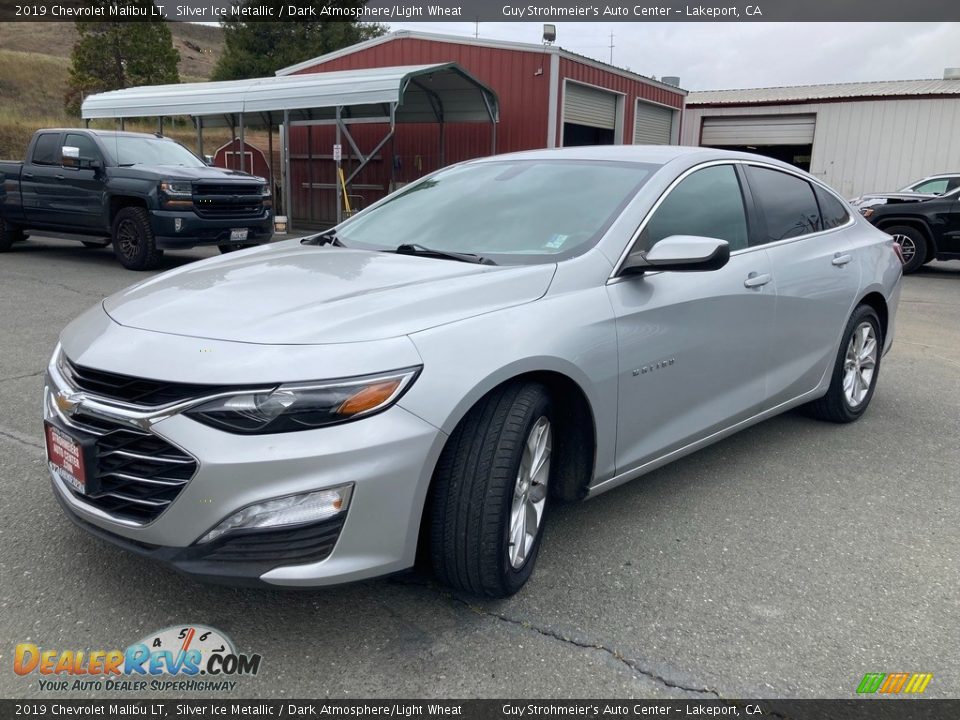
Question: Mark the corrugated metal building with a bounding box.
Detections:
[276,30,687,226]
[682,71,960,198]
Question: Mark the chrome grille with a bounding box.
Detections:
[65,359,231,407]
[65,413,197,524]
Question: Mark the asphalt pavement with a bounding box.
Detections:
[1,236,958,699]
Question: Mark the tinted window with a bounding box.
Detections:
[814,186,850,230]
[32,134,61,166]
[910,178,950,194]
[64,134,101,167]
[637,165,748,253]
[746,166,821,244]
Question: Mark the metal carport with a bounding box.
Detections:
[81,63,500,226]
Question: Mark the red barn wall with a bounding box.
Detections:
[213,138,271,181]
[287,37,684,225]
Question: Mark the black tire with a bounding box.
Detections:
[806,305,883,423]
[218,243,255,254]
[0,217,23,252]
[429,381,555,597]
[111,207,162,270]
[82,239,111,249]
[885,225,927,274]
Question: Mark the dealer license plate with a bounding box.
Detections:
[230,228,249,242]
[45,422,89,494]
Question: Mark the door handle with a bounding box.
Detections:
[744,272,772,288]
[832,253,852,266]
[55,175,65,181]
[22,172,33,179]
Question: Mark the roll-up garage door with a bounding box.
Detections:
[701,115,816,146]
[564,82,618,129]
[634,101,674,145]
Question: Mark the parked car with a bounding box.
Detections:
[850,173,960,211]
[0,129,273,270]
[43,147,901,597]
[859,186,960,273]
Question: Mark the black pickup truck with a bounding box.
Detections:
[860,186,960,273]
[0,129,273,270]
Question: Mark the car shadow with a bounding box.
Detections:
[11,237,215,271]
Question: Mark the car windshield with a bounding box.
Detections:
[102,136,205,168]
[337,159,657,264]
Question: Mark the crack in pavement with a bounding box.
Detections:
[0,425,44,451]
[0,369,45,384]
[445,592,723,698]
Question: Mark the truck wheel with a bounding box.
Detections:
[112,207,162,270]
[0,217,24,252]
[82,240,111,249]
[429,381,555,597]
[886,225,927,274]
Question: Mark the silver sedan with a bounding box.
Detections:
[43,146,902,596]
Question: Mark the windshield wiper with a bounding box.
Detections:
[301,230,344,247]
[395,243,496,265]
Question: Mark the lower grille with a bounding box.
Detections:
[65,413,197,524]
[199,517,345,566]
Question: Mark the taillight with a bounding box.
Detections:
[891,240,905,265]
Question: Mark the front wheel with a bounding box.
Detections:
[112,207,162,270]
[806,305,882,423]
[0,217,24,252]
[429,382,554,597]
[886,225,927,273]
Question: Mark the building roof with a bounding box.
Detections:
[81,63,499,126]
[688,78,960,106]
[275,30,687,96]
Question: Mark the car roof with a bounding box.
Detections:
[38,128,171,140]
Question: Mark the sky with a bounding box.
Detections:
[388,21,960,91]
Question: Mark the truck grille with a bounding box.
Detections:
[65,359,231,407]
[193,183,265,219]
[66,413,197,524]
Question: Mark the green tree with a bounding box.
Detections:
[66,0,179,115]
[212,3,387,81]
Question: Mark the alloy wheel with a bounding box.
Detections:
[891,234,916,264]
[116,219,140,258]
[509,416,551,569]
[843,321,878,408]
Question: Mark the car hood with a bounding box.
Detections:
[103,243,557,345]
[112,165,264,182]
[850,191,937,208]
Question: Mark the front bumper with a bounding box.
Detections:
[44,367,446,587]
[151,209,274,249]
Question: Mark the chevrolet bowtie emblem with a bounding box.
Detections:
[54,391,82,415]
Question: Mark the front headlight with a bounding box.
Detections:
[160,180,193,198]
[860,208,875,219]
[184,367,421,434]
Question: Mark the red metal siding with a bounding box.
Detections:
[557,57,684,148]
[287,37,684,225]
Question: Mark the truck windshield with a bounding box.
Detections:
[102,136,205,168]
[338,159,657,264]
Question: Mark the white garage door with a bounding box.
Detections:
[564,82,618,129]
[701,115,816,146]
[634,101,674,145]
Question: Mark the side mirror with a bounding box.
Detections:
[61,146,80,165]
[204,155,214,166]
[621,235,731,275]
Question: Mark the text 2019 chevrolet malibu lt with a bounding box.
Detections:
[44,146,902,597]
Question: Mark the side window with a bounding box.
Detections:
[637,165,749,253]
[946,178,960,193]
[31,134,61,166]
[63,133,101,167]
[814,186,850,230]
[912,179,949,195]
[746,166,822,244]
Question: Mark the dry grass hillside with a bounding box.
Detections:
[0,22,226,160]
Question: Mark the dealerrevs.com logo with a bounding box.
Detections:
[14,625,262,692]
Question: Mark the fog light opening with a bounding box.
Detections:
[197,484,353,544]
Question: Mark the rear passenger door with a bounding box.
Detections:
[742,164,861,405]
[21,132,65,228]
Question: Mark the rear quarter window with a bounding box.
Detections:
[814,186,850,230]
[746,166,822,244]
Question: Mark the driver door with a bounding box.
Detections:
[605,163,776,475]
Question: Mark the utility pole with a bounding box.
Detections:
[475,18,479,38]
[609,32,615,64]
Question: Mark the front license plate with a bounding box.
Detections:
[44,422,92,494]
[230,228,249,242]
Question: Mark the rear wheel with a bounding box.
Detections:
[429,381,554,597]
[806,305,882,423]
[886,225,927,273]
[0,217,24,252]
[112,207,162,270]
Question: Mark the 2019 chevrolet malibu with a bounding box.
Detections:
[43,146,902,597]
